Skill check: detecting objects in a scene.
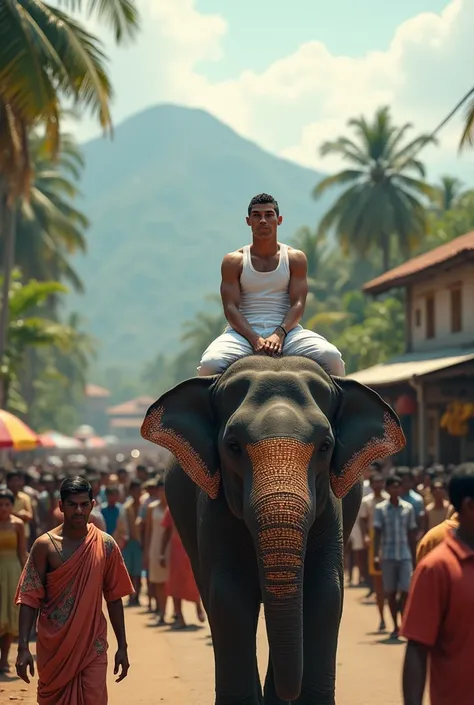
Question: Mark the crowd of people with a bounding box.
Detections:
[0,461,205,675]
[345,461,467,636]
[0,457,473,705]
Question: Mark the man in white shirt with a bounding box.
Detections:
[359,472,389,630]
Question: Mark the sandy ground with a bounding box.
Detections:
[1,586,419,704]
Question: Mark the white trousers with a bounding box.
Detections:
[198,325,345,377]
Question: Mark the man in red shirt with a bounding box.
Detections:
[401,463,474,705]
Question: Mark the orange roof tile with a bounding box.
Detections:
[110,418,143,429]
[107,396,155,416]
[85,383,111,398]
[363,231,474,295]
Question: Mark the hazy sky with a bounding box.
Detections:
[79,0,474,180]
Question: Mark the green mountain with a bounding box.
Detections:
[71,104,331,367]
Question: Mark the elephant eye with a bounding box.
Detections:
[226,439,242,456]
[319,437,333,454]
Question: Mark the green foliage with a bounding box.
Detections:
[314,106,436,271]
[421,191,474,253]
[0,272,65,410]
[12,129,89,292]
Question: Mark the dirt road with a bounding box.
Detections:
[1,587,412,704]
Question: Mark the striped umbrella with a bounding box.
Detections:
[0,410,41,451]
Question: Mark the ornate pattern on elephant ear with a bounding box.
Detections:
[140,376,221,499]
[329,378,406,499]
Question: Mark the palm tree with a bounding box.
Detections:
[181,304,227,357]
[21,310,96,420]
[1,273,70,409]
[0,0,139,404]
[313,106,436,272]
[290,227,329,297]
[432,176,473,213]
[13,129,88,292]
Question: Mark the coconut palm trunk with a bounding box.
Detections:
[0,201,16,408]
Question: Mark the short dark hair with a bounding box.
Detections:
[448,464,474,512]
[105,485,120,496]
[60,476,93,502]
[386,475,401,488]
[370,473,384,484]
[0,487,15,504]
[129,478,142,490]
[6,470,22,482]
[248,193,279,216]
[395,467,414,481]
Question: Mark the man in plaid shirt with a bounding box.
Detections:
[373,475,417,639]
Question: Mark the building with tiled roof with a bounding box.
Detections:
[348,231,474,466]
[107,396,155,441]
[363,231,474,295]
[85,383,111,398]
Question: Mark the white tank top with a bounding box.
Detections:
[237,243,291,329]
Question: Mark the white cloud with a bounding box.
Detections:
[81,0,474,181]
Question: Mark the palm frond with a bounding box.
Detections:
[313,169,364,198]
[57,0,140,44]
[392,133,437,168]
[460,95,474,149]
[393,174,437,200]
[319,137,370,167]
[7,279,67,318]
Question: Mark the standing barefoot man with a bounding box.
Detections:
[15,477,134,705]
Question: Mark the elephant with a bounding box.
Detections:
[141,355,405,705]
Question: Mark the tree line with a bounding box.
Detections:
[0,0,140,429]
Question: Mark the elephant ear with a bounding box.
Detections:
[141,376,220,499]
[330,378,406,499]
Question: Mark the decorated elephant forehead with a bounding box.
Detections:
[247,437,314,504]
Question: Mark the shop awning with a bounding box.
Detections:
[347,348,474,387]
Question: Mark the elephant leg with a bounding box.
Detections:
[299,527,344,705]
[165,461,205,595]
[199,495,262,705]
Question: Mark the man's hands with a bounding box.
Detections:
[114,647,130,682]
[252,329,285,356]
[16,646,35,683]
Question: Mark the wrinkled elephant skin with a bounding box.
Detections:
[141,356,405,704]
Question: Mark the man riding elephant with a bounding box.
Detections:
[198,193,345,377]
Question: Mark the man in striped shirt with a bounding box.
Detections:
[373,475,417,639]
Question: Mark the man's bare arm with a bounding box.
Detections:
[409,529,418,564]
[403,640,428,705]
[280,249,308,332]
[16,538,49,683]
[18,539,48,651]
[220,253,262,349]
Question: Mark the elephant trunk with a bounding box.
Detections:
[246,438,314,702]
